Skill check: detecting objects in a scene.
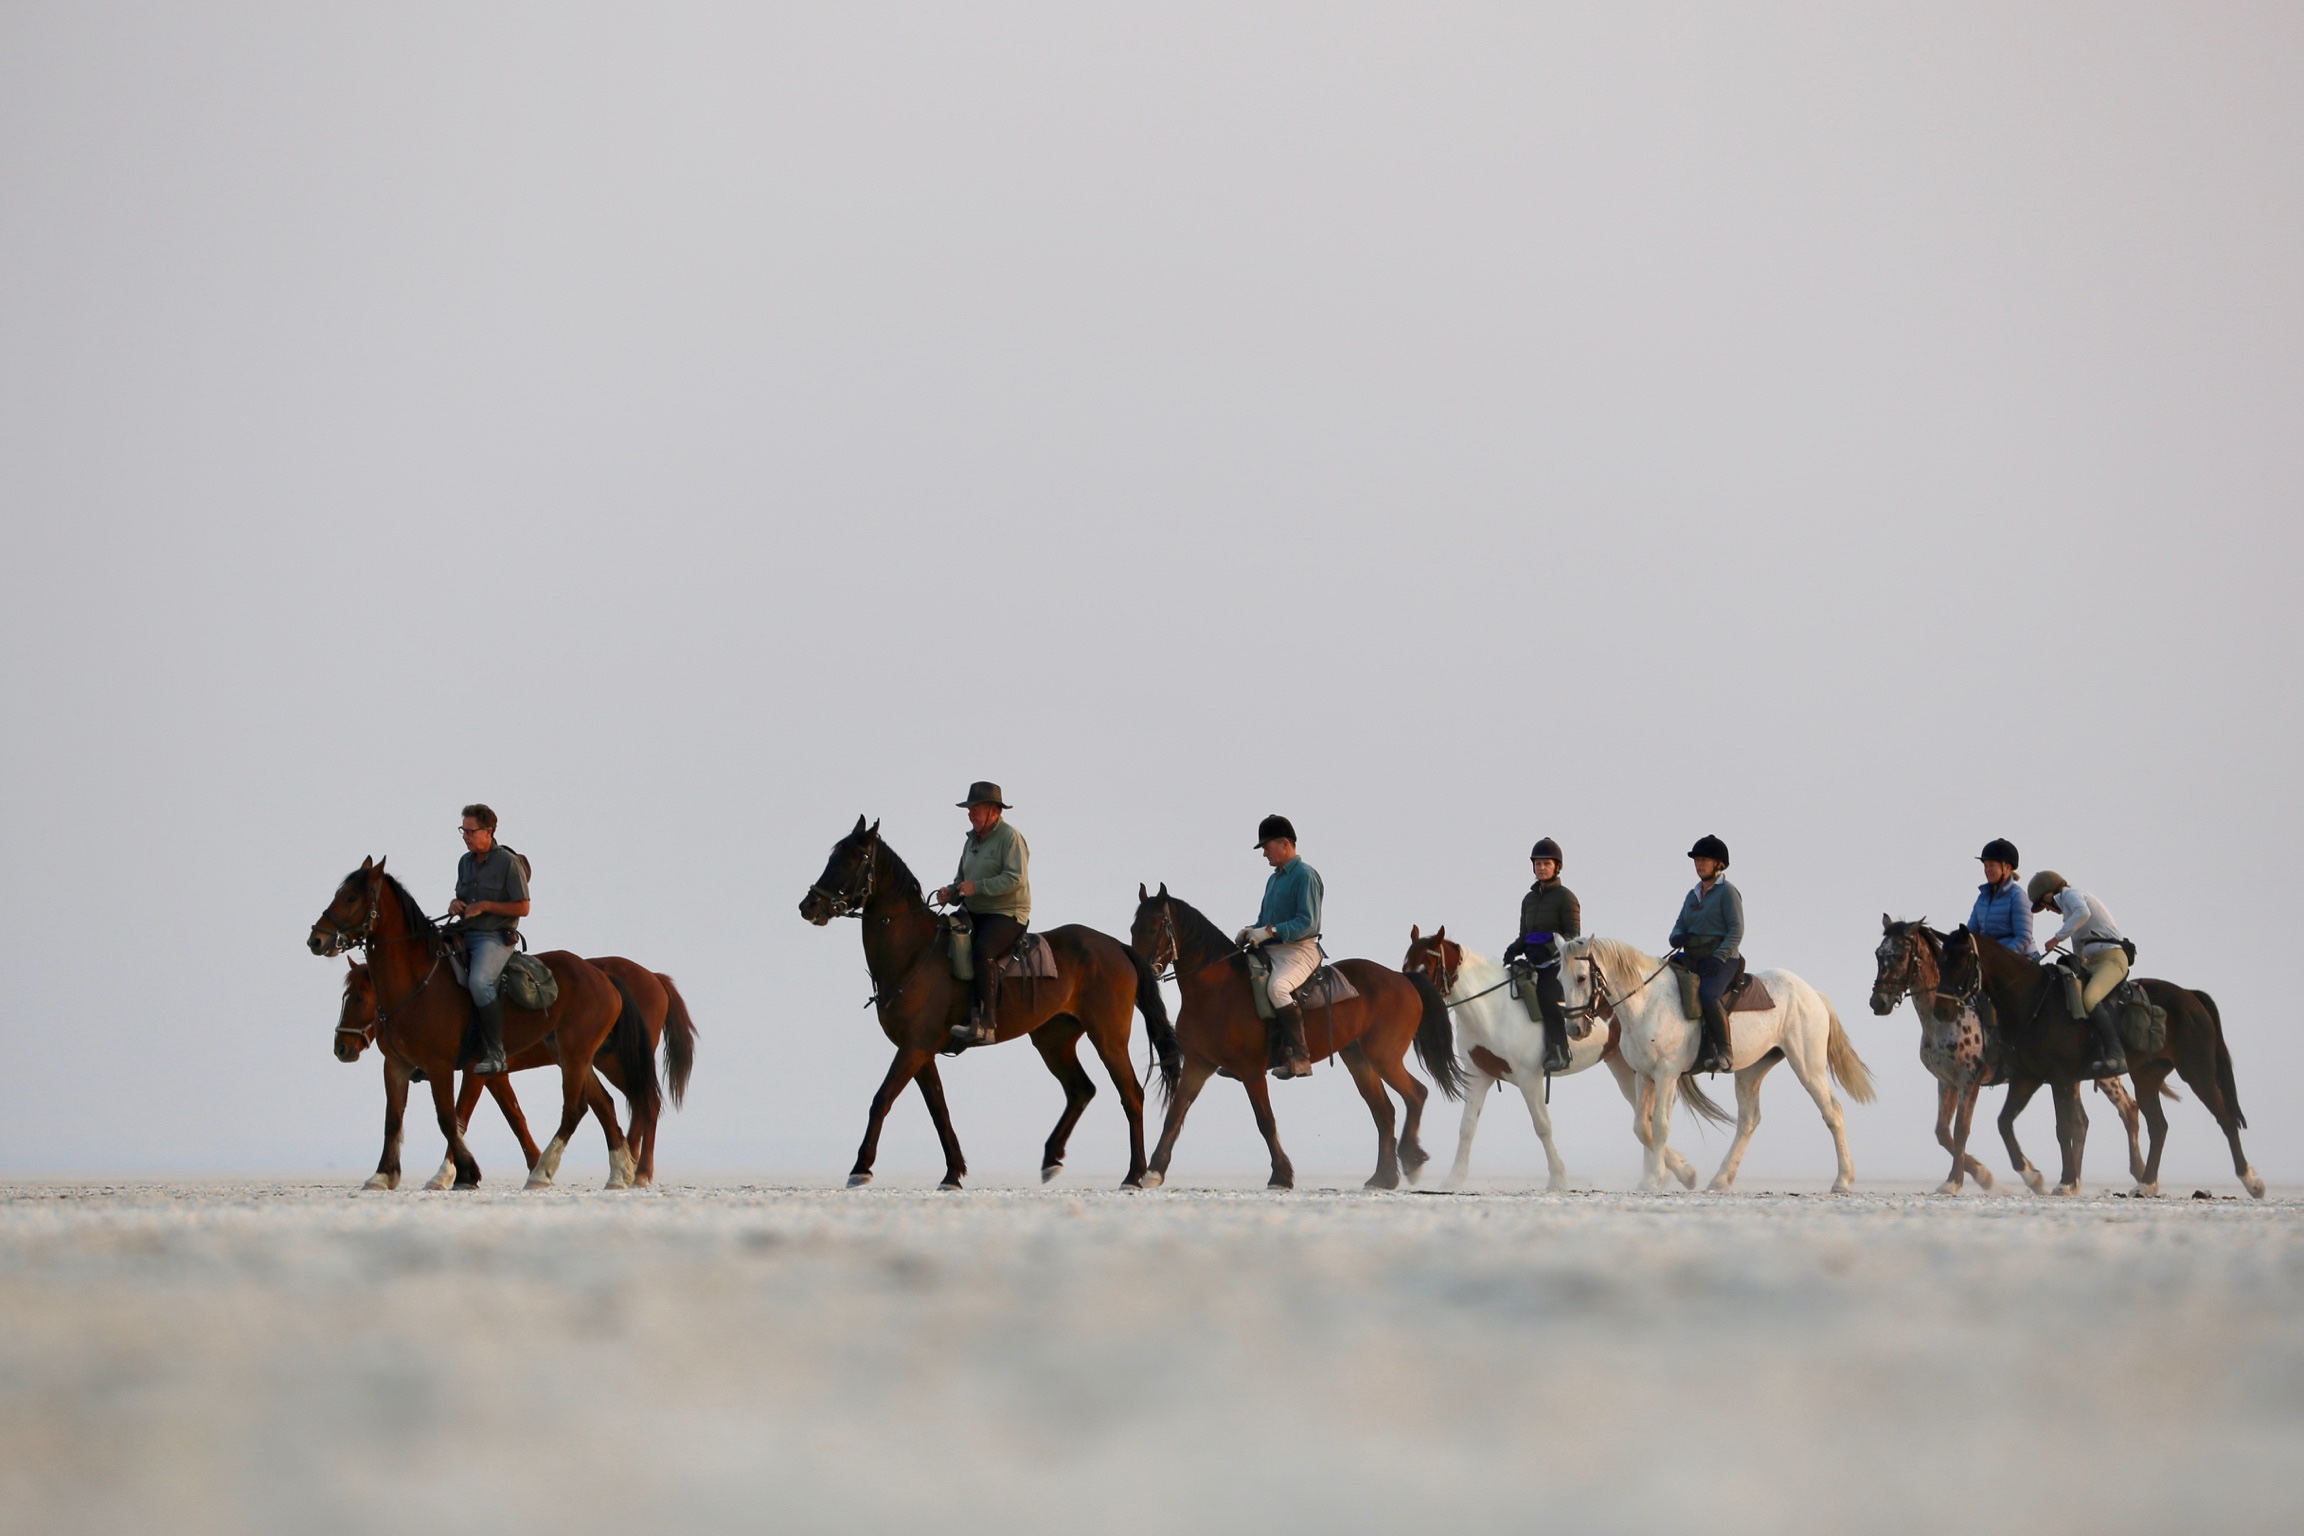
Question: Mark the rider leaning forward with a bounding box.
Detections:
[1238,814,1322,1081]
[2028,869,2130,1079]
[1669,834,1741,1075]
[1501,837,1581,1075]
[932,781,1030,1049]
[447,803,528,1076]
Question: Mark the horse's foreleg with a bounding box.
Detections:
[1611,1053,1694,1188]
[367,1058,412,1190]
[1999,1078,2047,1194]
[1242,1071,1295,1190]
[1641,1074,1679,1193]
[429,1073,481,1188]
[1510,1076,1570,1192]
[849,1046,934,1188]
[1444,1070,1497,1189]
[1932,1078,1964,1194]
[1708,1054,1778,1192]
[911,1058,967,1190]
[2047,1080,2088,1195]
[1340,1045,1399,1190]
[1145,1055,1216,1188]
[1952,1079,1993,1191]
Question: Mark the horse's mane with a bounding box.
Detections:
[374,870,442,945]
[867,833,927,907]
[1583,935,1661,996]
[1163,894,1235,961]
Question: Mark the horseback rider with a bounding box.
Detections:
[931,782,1030,1049]
[1968,838,2037,957]
[1501,837,1581,1075]
[2028,871,2130,1079]
[1668,834,1741,1075]
[1237,814,1323,1081]
[446,803,528,1075]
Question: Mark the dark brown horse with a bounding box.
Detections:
[337,955,696,1187]
[1870,918,2144,1195]
[799,817,1178,1188]
[1941,924,2263,1198]
[1129,885,1464,1190]
[309,857,638,1189]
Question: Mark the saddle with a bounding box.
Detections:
[2052,954,2164,1052]
[939,914,1056,982]
[1669,957,1774,1020]
[1242,947,1358,1020]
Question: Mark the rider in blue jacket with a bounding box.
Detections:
[1967,838,2036,957]
[1669,835,1742,1074]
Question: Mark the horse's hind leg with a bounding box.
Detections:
[2095,1076,2145,1188]
[1242,1072,1296,1190]
[1340,1044,1400,1190]
[367,1058,412,1190]
[1782,1034,1855,1193]
[1372,1047,1431,1184]
[2129,1068,2170,1195]
[2169,1008,2264,1198]
[582,1074,634,1189]
[1146,1054,1216,1188]
[1999,1078,2047,1194]
[483,1072,543,1172]
[1511,1077,1570,1192]
[2050,1080,2087,1195]
[1708,1053,1779,1193]
[1932,1078,1965,1194]
[912,1059,968,1190]
[1640,1074,1681,1193]
[429,1073,482,1188]
[1081,1011,1150,1189]
[1029,1020,1097,1185]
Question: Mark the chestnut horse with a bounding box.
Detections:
[799,817,1178,1188]
[1940,924,2262,1198]
[336,956,696,1187]
[309,857,637,1189]
[1871,918,2144,1196]
[1128,885,1463,1190]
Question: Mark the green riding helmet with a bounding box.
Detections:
[2026,870,2068,911]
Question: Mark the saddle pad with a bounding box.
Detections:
[1728,971,1774,1014]
[999,933,1057,980]
[1296,964,1359,1011]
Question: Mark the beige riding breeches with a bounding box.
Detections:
[2077,945,2130,1015]
[1264,938,1322,1011]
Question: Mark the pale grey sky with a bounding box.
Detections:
[2,4,2297,1186]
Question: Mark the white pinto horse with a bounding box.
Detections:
[1558,936,1875,1193]
[1404,927,1730,1191]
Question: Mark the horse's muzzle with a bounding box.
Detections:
[798,891,834,926]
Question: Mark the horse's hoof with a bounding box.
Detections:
[523,1174,552,1190]
[537,1140,567,1181]
[1705,1179,1733,1194]
[846,1173,873,1188]
[1040,1164,1062,1184]
[607,1148,636,1189]
[1829,1180,1853,1195]
[1267,1177,1293,1191]
[2053,1183,2081,1197]
[453,1178,481,1191]
[1674,1165,1698,1190]
[1545,1180,1570,1194]
[2244,1169,2267,1200]
[1972,1168,1996,1191]
[362,1172,397,1192]
[422,1161,455,1192]
[1365,1174,1400,1191]
[938,1177,964,1191]
[2132,1182,2160,1197]
[2022,1170,2047,1195]
[1141,1170,1164,1189]
[1933,1181,1961,1197]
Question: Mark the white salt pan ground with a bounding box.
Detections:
[2,1179,2298,1534]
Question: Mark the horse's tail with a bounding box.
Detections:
[1677,1074,1735,1128]
[608,973,663,1128]
[1408,971,1466,1101]
[657,973,697,1110]
[1823,997,1876,1104]
[2198,990,2246,1129]
[1127,945,1181,1107]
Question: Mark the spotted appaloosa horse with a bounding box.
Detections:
[1871,917,2144,1196]
[1402,926,1729,1190]
[336,955,695,1187]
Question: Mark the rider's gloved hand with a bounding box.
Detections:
[1237,925,1276,946]
[1502,939,1526,964]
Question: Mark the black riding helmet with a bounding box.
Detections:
[1530,837,1563,868]
[1255,814,1297,847]
[1686,834,1730,866]
[1977,837,2020,868]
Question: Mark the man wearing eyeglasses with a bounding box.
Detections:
[447,803,529,1075]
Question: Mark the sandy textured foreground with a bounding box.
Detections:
[1,1180,2298,1534]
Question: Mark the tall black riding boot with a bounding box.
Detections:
[2082,1005,2127,1080]
[1694,997,1734,1075]
[1270,1004,1312,1080]
[1540,1007,1572,1075]
[471,999,508,1075]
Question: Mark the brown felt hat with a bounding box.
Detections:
[957,781,1011,809]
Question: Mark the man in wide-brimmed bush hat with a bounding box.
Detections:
[933,782,1030,1049]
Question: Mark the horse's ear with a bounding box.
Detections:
[1157,882,1168,898]
[374,856,386,875]
[851,814,868,834]
[346,955,358,971]
[1138,882,1149,902]
[1410,924,1421,942]
[1882,913,1892,929]
[1435,925,1446,940]
[361,855,375,872]
[867,818,880,836]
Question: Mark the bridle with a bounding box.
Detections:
[810,833,881,921]
[1564,945,1672,1027]
[1143,901,1184,983]
[317,875,450,1041]
[1405,941,1519,1010]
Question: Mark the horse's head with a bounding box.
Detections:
[1555,935,1598,1014]
[1871,914,1933,1015]
[1402,925,1462,995]
[1129,883,1176,972]
[335,958,377,1062]
[310,858,385,956]
[800,817,881,925]
[1938,924,1981,999]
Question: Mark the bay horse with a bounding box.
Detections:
[798,817,1177,1188]
[1402,926,1730,1190]
[337,956,696,1188]
[309,857,638,1189]
[1871,917,2144,1196]
[1557,936,1874,1193]
[1939,924,2262,1198]
[1128,885,1462,1190]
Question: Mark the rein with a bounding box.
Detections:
[1566,948,1672,1025]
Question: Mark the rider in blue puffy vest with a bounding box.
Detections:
[1668,834,1741,1075]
